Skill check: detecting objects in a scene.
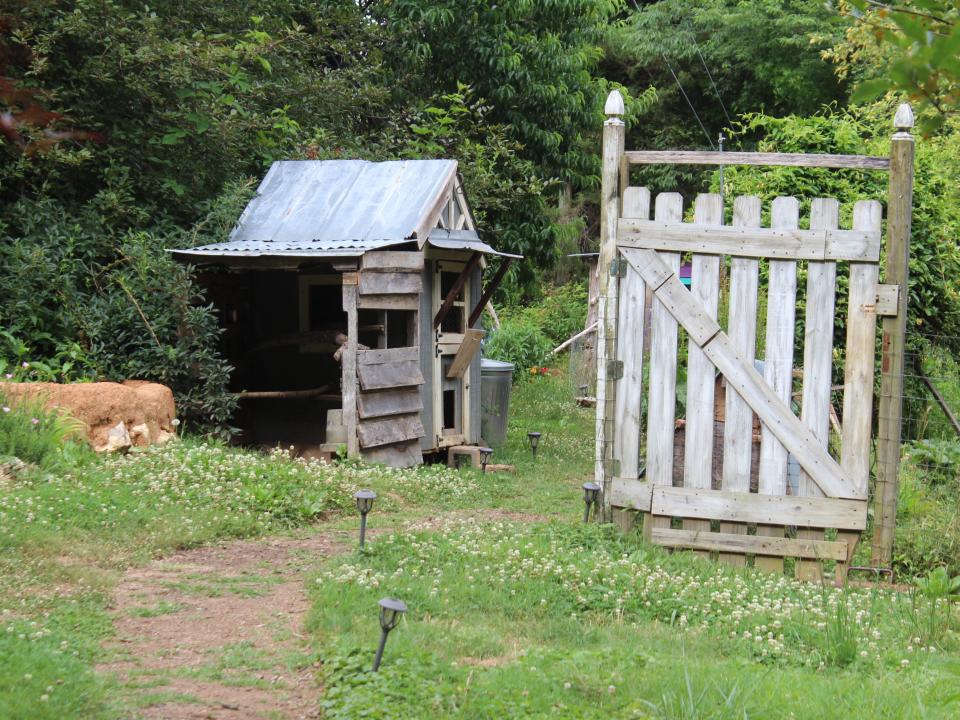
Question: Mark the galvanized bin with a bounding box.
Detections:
[480,358,514,447]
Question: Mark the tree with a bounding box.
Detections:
[829,1,960,132]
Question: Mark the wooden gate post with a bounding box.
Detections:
[596,90,625,522]
[872,104,914,568]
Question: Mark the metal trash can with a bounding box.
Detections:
[481,358,514,447]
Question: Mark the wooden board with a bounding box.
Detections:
[618,219,880,262]
[359,347,420,365]
[645,193,683,493]
[342,283,359,458]
[358,272,422,296]
[623,150,889,170]
[719,195,761,565]
[758,197,799,497]
[361,440,423,468]
[614,187,651,479]
[361,251,425,272]
[683,194,723,553]
[722,196,761,493]
[446,329,484,379]
[649,527,849,561]
[684,194,723,489]
[357,360,424,391]
[796,199,840,580]
[607,478,653,511]
[358,414,425,448]
[841,200,882,498]
[357,294,420,311]
[650,486,867,530]
[358,389,424,419]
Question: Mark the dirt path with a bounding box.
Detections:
[99,531,350,720]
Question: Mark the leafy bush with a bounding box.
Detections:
[0,392,87,471]
[484,319,553,378]
[506,282,588,347]
[907,440,960,486]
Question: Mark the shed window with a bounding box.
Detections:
[358,309,416,349]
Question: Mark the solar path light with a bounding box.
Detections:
[354,489,376,549]
[372,597,408,671]
[478,447,493,473]
[526,431,542,458]
[582,482,601,523]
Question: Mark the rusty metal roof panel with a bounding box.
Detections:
[171,159,457,259]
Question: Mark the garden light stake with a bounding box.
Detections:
[373,597,407,671]
[527,431,542,458]
[354,489,376,549]
[582,481,600,523]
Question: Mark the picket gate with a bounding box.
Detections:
[595,93,915,580]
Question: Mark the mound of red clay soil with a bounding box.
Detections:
[0,380,176,451]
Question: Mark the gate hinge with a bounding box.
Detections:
[609,257,627,278]
[607,360,624,380]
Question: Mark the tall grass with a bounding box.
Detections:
[0,392,88,470]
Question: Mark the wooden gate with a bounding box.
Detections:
[595,92,915,579]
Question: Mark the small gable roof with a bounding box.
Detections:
[173,159,476,260]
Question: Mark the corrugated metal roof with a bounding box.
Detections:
[427,229,523,259]
[171,159,458,260]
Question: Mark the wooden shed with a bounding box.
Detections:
[171,159,519,467]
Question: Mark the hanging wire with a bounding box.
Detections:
[661,52,715,150]
[693,38,733,127]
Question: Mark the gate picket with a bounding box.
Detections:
[614,187,651,480]
[837,200,882,576]
[644,193,683,538]
[683,194,724,553]
[756,198,799,573]
[797,199,840,581]
[720,196,761,565]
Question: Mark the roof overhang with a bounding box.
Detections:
[427,229,523,259]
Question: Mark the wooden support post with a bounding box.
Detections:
[468,258,512,328]
[342,277,360,458]
[433,252,482,329]
[872,104,915,569]
[596,90,625,522]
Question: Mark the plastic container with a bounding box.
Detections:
[480,358,514,447]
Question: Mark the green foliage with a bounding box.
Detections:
[607,0,848,194]
[720,105,960,349]
[80,235,238,437]
[908,439,960,485]
[484,319,553,378]
[0,617,109,720]
[893,449,960,578]
[0,393,88,471]
[503,282,589,346]
[378,0,622,185]
[842,1,960,131]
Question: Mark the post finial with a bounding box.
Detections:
[893,103,914,132]
[604,89,625,117]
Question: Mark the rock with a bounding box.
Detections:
[0,456,28,485]
[101,421,132,454]
[0,381,177,450]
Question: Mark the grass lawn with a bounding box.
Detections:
[0,370,958,718]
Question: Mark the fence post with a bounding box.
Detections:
[872,104,914,568]
[595,90,625,522]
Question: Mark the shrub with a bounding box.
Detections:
[484,319,553,379]
[510,282,588,346]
